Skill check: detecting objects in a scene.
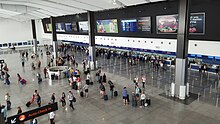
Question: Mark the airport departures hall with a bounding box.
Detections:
[0,0,220,124]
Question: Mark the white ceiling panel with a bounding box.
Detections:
[0,0,166,21]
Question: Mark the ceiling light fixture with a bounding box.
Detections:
[112,0,117,5]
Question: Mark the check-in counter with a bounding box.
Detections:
[190,64,218,74]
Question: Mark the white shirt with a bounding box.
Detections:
[140,94,146,100]
[86,74,90,80]
[5,95,10,101]
[142,77,146,82]
[49,112,55,119]
[68,93,74,100]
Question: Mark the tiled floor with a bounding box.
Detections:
[0,47,220,124]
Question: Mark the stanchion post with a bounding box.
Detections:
[198,92,200,102]
[216,95,219,107]
[203,88,206,97]
[210,85,212,94]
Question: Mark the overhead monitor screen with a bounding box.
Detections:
[46,23,52,32]
[65,23,72,32]
[78,21,88,33]
[121,19,137,32]
[56,23,65,32]
[137,17,151,32]
[157,14,178,34]
[96,19,118,33]
[72,22,78,32]
[189,13,205,34]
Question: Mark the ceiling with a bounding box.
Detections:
[0,0,166,22]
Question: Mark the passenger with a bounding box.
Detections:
[36,94,41,107]
[51,93,56,103]
[60,92,66,107]
[17,73,22,84]
[38,60,41,69]
[68,90,75,110]
[102,73,106,83]
[48,111,55,124]
[141,75,146,89]
[43,67,47,78]
[122,87,128,105]
[99,83,105,98]
[109,83,114,98]
[17,106,22,114]
[4,71,10,85]
[83,83,89,98]
[5,93,11,110]
[1,105,7,120]
[36,72,42,83]
[140,91,146,108]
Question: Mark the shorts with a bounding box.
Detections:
[85,89,88,93]
[123,96,127,99]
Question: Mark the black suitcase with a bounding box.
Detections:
[114,91,118,97]
[26,101,31,107]
[145,98,151,106]
[86,80,90,85]
[80,91,84,97]
[104,95,108,101]
[90,82,93,85]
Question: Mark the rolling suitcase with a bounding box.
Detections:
[114,91,118,97]
[104,95,108,101]
[26,101,31,107]
[80,91,84,97]
[86,80,90,85]
[90,81,93,85]
[145,98,151,106]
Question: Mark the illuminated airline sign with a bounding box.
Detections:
[7,102,58,124]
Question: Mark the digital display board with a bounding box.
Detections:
[189,13,205,34]
[157,14,178,34]
[137,17,151,32]
[46,23,52,32]
[65,23,72,32]
[72,22,78,32]
[78,21,88,33]
[56,23,65,32]
[97,19,118,33]
[121,19,137,32]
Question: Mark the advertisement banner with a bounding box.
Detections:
[96,19,118,33]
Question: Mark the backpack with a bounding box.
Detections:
[139,88,142,93]
[33,118,38,124]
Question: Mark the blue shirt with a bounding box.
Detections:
[122,89,127,97]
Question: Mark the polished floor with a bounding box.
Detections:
[0,47,220,124]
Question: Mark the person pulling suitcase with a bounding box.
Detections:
[5,93,11,110]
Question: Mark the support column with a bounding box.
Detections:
[174,0,190,100]
[31,19,37,54]
[88,11,96,70]
[50,16,58,60]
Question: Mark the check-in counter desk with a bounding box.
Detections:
[190,64,217,74]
